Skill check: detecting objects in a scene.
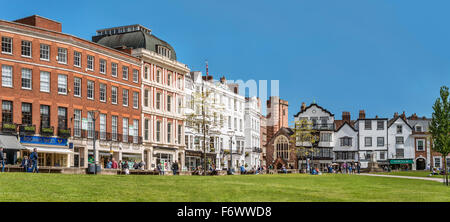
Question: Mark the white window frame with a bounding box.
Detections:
[99,59,106,74]
[21,40,32,58]
[122,66,129,80]
[133,91,139,109]
[87,80,94,100]
[111,62,118,77]
[416,139,425,151]
[57,74,67,94]
[122,89,128,107]
[21,68,32,90]
[39,71,50,92]
[87,55,94,71]
[1,37,13,54]
[40,44,50,61]
[123,117,129,142]
[74,77,81,97]
[57,48,67,64]
[1,65,13,87]
[99,83,107,102]
[133,69,138,83]
[111,86,118,104]
[74,51,81,67]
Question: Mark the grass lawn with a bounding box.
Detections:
[0,173,449,202]
[374,170,444,178]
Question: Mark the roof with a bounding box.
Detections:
[388,116,413,129]
[267,127,294,145]
[406,118,431,132]
[294,103,334,117]
[92,30,177,60]
[334,120,356,132]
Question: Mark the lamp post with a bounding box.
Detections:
[228,130,235,175]
[91,110,100,174]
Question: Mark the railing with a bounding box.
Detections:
[311,123,334,130]
[40,126,54,136]
[72,129,142,144]
[19,124,36,135]
[57,128,71,138]
[1,122,17,134]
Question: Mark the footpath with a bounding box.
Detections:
[359,173,444,183]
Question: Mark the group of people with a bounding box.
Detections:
[0,146,39,173]
[327,162,361,174]
[156,161,180,175]
[104,159,146,171]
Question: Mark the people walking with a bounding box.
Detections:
[0,146,5,172]
[30,148,39,173]
[172,161,179,175]
[348,163,353,174]
[21,156,30,172]
[122,160,130,175]
[112,158,118,169]
[356,162,361,174]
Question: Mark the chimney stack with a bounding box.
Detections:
[342,111,351,123]
[359,110,365,119]
[301,102,306,112]
[400,111,406,120]
[220,76,226,84]
[394,112,399,118]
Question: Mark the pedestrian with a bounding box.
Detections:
[21,156,30,172]
[240,164,246,174]
[112,158,118,169]
[106,159,112,169]
[139,160,145,170]
[356,162,361,174]
[172,161,179,175]
[282,165,287,174]
[348,163,352,174]
[30,148,39,173]
[0,146,5,172]
[122,160,130,175]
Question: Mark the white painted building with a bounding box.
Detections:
[354,111,389,169]
[334,121,359,164]
[244,96,262,169]
[184,72,245,171]
[387,114,414,170]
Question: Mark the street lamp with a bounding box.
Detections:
[91,110,100,174]
[228,130,235,175]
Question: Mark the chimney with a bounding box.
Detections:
[394,112,399,118]
[342,111,351,123]
[359,110,365,119]
[220,76,226,84]
[400,111,406,120]
[375,115,379,119]
[14,15,62,32]
[301,102,306,112]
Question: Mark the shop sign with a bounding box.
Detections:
[20,136,68,146]
[389,159,414,164]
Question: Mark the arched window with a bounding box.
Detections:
[275,136,289,160]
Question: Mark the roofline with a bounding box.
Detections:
[388,116,413,129]
[294,103,334,117]
[14,15,62,25]
[335,121,357,132]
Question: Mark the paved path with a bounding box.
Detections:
[359,173,444,183]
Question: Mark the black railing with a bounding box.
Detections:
[57,128,71,138]
[40,126,54,136]
[72,129,142,144]
[19,124,36,135]
[1,122,17,134]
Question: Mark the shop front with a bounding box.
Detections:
[389,159,414,170]
[185,150,202,171]
[153,146,177,171]
[20,136,72,167]
[0,134,25,165]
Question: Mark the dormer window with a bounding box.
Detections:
[415,126,422,132]
[157,45,171,59]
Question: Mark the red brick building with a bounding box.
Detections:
[0,15,142,168]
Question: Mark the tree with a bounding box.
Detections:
[429,86,450,186]
[184,80,224,175]
[290,118,319,173]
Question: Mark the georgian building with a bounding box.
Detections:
[354,110,389,169]
[244,96,262,169]
[294,102,335,171]
[93,24,189,170]
[184,72,245,171]
[0,15,143,168]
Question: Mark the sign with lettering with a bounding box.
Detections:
[20,136,68,146]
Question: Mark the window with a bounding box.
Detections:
[99,83,106,102]
[57,48,67,64]
[417,139,425,151]
[133,69,138,83]
[111,86,118,104]
[57,74,67,94]
[21,40,32,57]
[40,71,50,92]
[178,124,182,144]
[377,121,384,130]
[87,55,94,70]
[434,157,441,168]
[156,92,161,109]
[1,65,13,87]
[74,51,81,67]
[340,137,352,146]
[144,66,148,80]
[167,122,172,143]
[74,77,81,97]
[396,149,404,158]
[133,92,139,109]
[395,136,404,144]
[365,137,372,147]
[40,105,50,128]
[100,114,106,140]
[21,68,32,90]
[87,81,94,100]
[415,126,422,132]
[144,119,149,141]
[87,111,94,138]
[240,119,243,132]
[396,125,402,134]
[144,89,149,107]
[275,136,289,160]
[122,66,128,80]
[111,63,117,77]
[167,95,172,112]
[228,116,231,129]
[122,89,128,106]
[177,98,182,114]
[57,107,68,129]
[364,120,371,130]
[156,70,161,83]
[74,109,81,137]
[167,73,171,86]
[379,151,386,160]
[1,37,12,54]
[156,121,161,142]
[234,117,237,130]
[40,44,50,60]
[377,137,384,147]
[22,103,32,125]
[99,59,106,74]
[133,119,139,143]
[123,118,128,142]
[112,115,118,141]
[2,101,13,123]
[320,133,332,142]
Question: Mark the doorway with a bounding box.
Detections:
[416,158,426,170]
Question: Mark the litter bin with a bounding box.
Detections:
[87,164,101,174]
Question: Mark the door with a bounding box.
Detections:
[416,158,426,170]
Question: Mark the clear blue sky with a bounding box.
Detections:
[2,0,449,125]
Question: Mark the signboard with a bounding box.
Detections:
[20,136,68,146]
[390,159,414,164]
[82,118,88,130]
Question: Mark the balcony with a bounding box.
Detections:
[72,129,142,144]
[40,126,54,136]
[19,124,36,135]
[57,128,71,138]
[1,122,17,134]
[311,123,334,131]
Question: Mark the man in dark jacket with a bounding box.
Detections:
[172,161,179,175]
[30,148,39,173]
[0,146,5,172]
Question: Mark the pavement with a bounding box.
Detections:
[359,173,445,183]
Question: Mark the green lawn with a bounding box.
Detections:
[375,170,444,178]
[0,173,449,202]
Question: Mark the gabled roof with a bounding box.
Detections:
[294,103,334,117]
[388,116,413,129]
[267,127,294,145]
[335,121,357,132]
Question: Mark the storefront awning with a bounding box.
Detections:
[25,146,74,154]
[0,135,25,150]
[390,159,414,164]
[122,153,142,158]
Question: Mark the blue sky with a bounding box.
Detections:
[2,0,449,125]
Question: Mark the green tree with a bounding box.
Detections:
[290,118,319,173]
[429,86,450,186]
